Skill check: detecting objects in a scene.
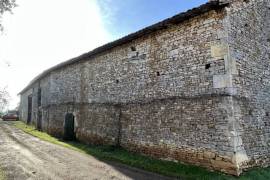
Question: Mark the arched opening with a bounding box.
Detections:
[63,113,76,141]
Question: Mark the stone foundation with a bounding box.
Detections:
[123,143,239,175]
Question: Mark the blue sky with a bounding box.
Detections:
[98,0,208,39]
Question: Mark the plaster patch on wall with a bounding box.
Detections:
[211,44,228,59]
[213,74,233,88]
[233,151,249,165]
[128,51,138,59]
[224,55,238,75]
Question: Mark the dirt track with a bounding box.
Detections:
[0,120,174,180]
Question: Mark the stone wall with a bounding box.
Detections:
[120,96,240,174]
[226,0,270,170]
[19,0,270,175]
[20,88,32,122]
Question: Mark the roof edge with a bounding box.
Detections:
[19,1,228,95]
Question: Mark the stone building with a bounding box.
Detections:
[19,0,270,175]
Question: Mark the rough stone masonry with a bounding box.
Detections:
[19,0,270,175]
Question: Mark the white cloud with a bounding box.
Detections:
[0,0,113,109]
[98,0,118,26]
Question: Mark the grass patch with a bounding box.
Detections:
[0,168,5,180]
[13,121,270,180]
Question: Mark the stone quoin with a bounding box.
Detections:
[19,0,270,175]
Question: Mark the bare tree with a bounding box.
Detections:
[0,0,16,31]
[0,87,10,113]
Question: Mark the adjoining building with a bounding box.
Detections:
[19,0,270,175]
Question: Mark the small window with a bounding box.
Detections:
[205,63,211,70]
[156,72,160,76]
[131,46,136,51]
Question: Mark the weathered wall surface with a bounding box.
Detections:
[19,0,270,175]
[120,96,240,174]
[20,88,32,122]
[84,12,231,103]
[225,0,270,171]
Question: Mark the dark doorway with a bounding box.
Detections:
[37,111,42,131]
[37,88,42,107]
[27,95,32,124]
[64,113,76,141]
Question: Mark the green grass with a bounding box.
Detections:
[0,168,5,180]
[13,121,270,180]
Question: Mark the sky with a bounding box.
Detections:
[0,0,207,109]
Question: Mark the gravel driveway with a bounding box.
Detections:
[0,120,174,180]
